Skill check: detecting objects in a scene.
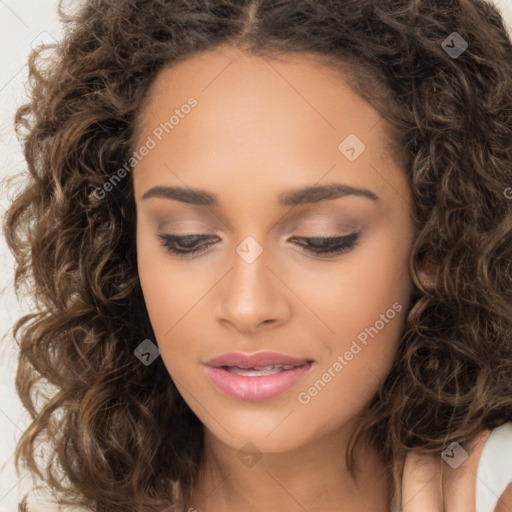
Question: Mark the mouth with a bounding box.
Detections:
[204,351,314,369]
[220,363,309,377]
[203,353,315,401]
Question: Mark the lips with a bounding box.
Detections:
[204,351,313,369]
[203,351,315,401]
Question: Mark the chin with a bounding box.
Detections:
[222,429,305,454]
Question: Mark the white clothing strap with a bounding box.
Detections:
[476,422,512,512]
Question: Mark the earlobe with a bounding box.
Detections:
[418,269,434,289]
[416,261,436,291]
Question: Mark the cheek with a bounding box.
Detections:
[137,221,200,332]
[294,228,411,400]
[137,263,200,360]
[296,226,411,344]
[136,229,220,377]
[295,286,409,436]
[137,265,198,380]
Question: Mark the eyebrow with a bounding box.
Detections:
[140,183,379,206]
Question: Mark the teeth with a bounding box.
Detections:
[224,364,299,376]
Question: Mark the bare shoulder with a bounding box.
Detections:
[476,423,512,512]
[495,483,512,512]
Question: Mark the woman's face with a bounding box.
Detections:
[133,45,415,453]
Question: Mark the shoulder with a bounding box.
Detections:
[495,484,512,512]
[476,422,512,512]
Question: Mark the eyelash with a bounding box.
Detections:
[157,232,360,259]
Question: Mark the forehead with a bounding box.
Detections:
[137,44,383,137]
[132,45,402,206]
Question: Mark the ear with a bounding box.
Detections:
[416,260,436,290]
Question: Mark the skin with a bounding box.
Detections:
[133,45,510,511]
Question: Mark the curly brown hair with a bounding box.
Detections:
[3,0,512,510]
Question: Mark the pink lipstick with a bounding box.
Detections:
[204,351,314,401]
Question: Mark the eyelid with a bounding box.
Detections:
[157,230,361,259]
[287,214,362,232]
[157,221,216,234]
[161,226,360,240]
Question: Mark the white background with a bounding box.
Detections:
[1,0,511,510]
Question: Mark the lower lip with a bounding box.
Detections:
[205,363,313,401]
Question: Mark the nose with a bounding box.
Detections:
[214,245,292,334]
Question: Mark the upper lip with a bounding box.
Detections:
[204,351,314,369]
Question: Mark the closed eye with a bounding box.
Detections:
[157,232,360,259]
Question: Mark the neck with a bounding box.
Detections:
[187,423,392,512]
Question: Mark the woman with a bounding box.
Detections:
[4,0,512,510]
